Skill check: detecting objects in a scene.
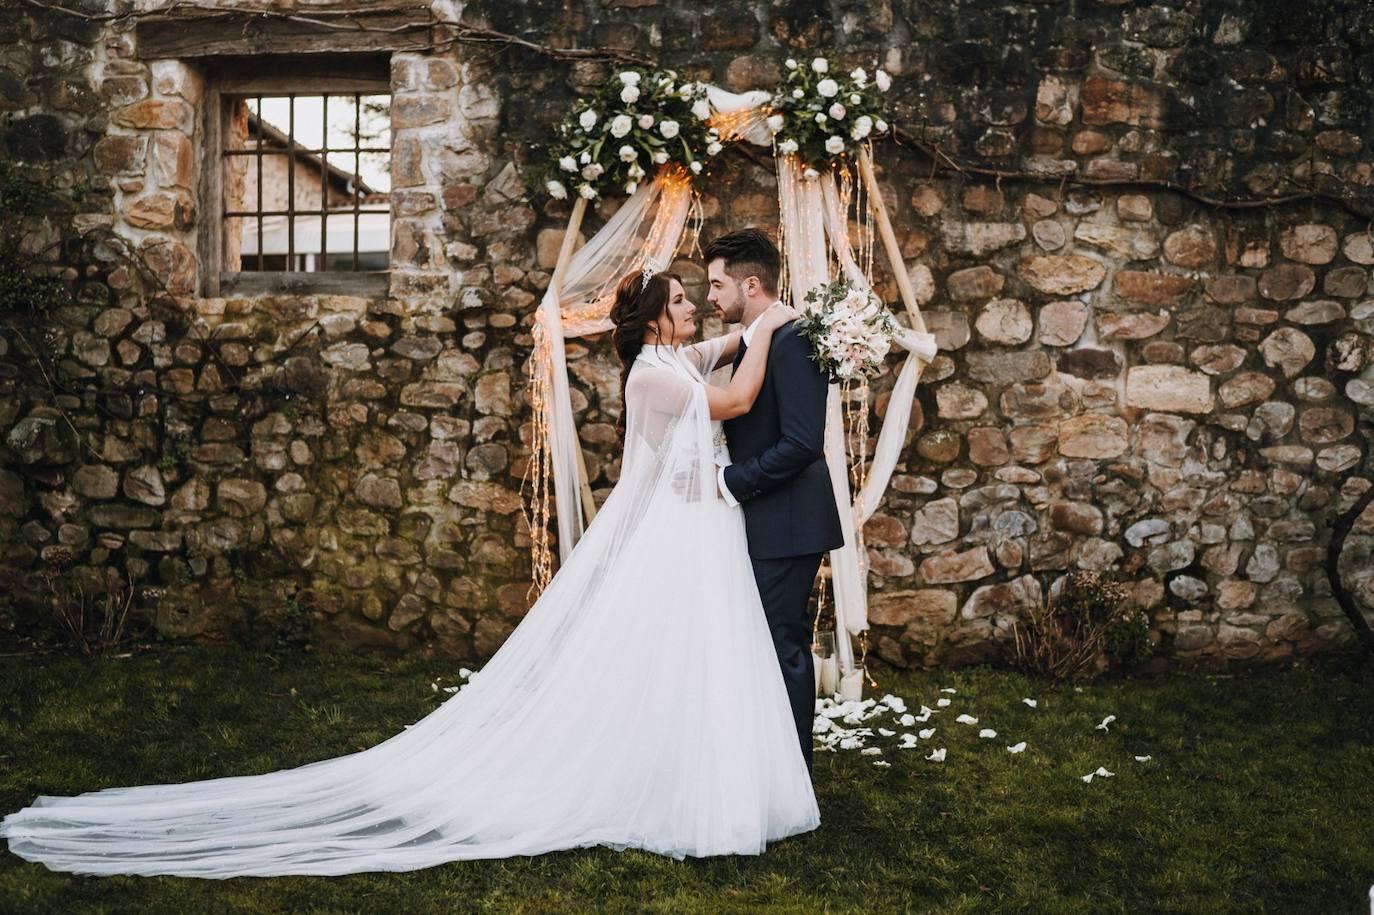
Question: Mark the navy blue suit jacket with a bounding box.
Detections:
[722,322,845,561]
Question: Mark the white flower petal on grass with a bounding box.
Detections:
[873,760,891,768]
[936,698,951,708]
[878,727,896,737]
[956,714,979,725]
[1096,715,1117,732]
[940,687,957,694]
[926,748,946,762]
[978,729,997,739]
[861,747,882,756]
[1095,766,1115,778]
[812,718,832,734]
[1081,773,1095,783]
[898,713,916,727]
[918,728,936,739]
[1134,755,1152,762]
[1008,742,1027,754]
[839,736,864,750]
[1022,698,1038,708]
[898,734,919,748]
[881,695,907,713]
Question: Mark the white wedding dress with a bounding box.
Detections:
[0,336,820,877]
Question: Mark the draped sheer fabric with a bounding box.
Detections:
[0,341,819,878]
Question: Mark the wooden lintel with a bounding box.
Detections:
[218,271,390,297]
[135,8,435,60]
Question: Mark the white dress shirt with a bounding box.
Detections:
[717,303,782,507]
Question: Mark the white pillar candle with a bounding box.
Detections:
[838,667,864,702]
[818,655,839,695]
[812,651,823,695]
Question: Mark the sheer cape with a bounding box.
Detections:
[0,338,819,877]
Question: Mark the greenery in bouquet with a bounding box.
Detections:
[540,69,724,201]
[794,278,899,382]
[768,56,892,172]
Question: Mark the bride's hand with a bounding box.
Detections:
[758,302,798,332]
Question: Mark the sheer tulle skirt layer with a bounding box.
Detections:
[1,479,819,877]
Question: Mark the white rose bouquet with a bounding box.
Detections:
[794,279,899,381]
[539,69,723,201]
[768,56,893,170]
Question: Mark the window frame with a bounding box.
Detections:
[200,55,394,299]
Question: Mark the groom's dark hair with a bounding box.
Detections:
[703,228,781,297]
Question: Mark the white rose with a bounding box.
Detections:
[817,78,839,98]
[619,71,641,85]
[618,144,637,162]
[814,112,828,124]
[851,115,873,140]
[812,57,828,74]
[610,114,633,138]
[706,141,723,155]
[850,67,867,85]
[637,115,654,131]
[792,88,804,99]
[874,118,888,133]
[578,109,597,131]
[691,98,711,121]
[850,93,861,105]
[620,85,640,104]
[829,102,846,120]
[766,113,785,133]
[558,155,577,172]
[785,58,798,69]
[778,138,799,155]
[578,151,591,164]
[624,181,638,194]
[578,184,597,200]
[690,160,702,174]
[546,179,567,199]
[825,135,845,155]
[659,119,680,139]
[652,150,669,164]
[875,69,891,91]
[581,162,603,180]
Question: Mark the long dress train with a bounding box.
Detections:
[0,335,820,877]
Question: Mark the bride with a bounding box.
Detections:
[0,269,819,877]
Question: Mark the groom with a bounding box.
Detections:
[704,228,844,773]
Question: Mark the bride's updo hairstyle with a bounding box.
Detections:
[609,269,682,440]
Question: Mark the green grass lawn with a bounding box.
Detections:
[0,644,1371,914]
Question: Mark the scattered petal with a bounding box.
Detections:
[939,687,957,694]
[1022,698,1038,708]
[873,760,891,768]
[861,747,883,756]
[878,727,896,737]
[1096,715,1117,732]
[918,728,936,739]
[898,713,916,727]
[926,748,946,762]
[936,698,952,708]
[898,733,919,748]
[1095,766,1115,778]
[956,714,979,725]
[1007,741,1027,753]
[978,728,998,739]
[1134,755,1152,762]
[1081,773,1095,783]
[839,737,864,750]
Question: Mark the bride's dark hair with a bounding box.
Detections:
[609,269,683,440]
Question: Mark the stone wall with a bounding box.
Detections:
[2,0,1373,669]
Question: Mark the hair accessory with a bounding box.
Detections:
[640,258,660,291]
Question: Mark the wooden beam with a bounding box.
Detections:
[218,271,390,297]
[135,9,434,59]
[857,146,928,334]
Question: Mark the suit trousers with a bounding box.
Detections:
[750,551,824,773]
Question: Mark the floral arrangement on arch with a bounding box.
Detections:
[794,278,899,382]
[541,69,724,201]
[767,56,893,173]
